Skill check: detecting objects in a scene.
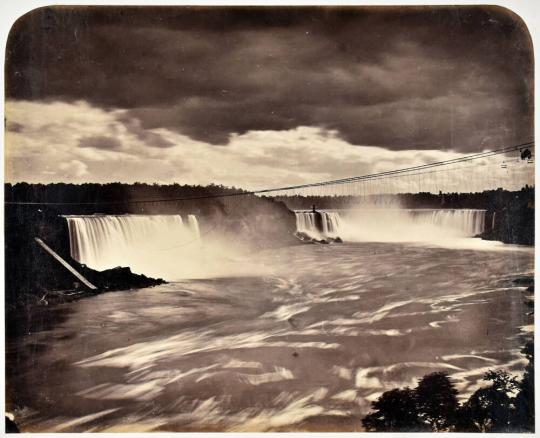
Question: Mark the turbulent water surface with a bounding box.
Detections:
[7,241,533,432]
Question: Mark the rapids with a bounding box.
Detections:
[7,240,533,432]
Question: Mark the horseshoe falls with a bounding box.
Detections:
[65,214,202,278]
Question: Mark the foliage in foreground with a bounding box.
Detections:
[362,342,534,432]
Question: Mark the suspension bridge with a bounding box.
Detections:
[4,141,535,206]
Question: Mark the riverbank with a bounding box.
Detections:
[6,256,165,339]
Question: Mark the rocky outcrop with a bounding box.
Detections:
[78,264,165,291]
[293,231,343,245]
[479,202,534,246]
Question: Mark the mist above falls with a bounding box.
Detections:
[63,205,509,282]
[339,207,486,242]
[65,214,274,281]
[294,203,496,250]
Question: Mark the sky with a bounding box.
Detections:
[4,6,534,190]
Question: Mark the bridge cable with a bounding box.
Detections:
[5,141,534,205]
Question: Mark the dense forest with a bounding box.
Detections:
[6,182,254,215]
[274,185,534,210]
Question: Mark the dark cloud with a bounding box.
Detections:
[79,135,122,150]
[6,6,533,152]
[116,114,175,148]
[6,121,23,132]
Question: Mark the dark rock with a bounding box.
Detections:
[514,276,534,285]
[294,231,317,244]
[6,416,19,433]
[288,317,299,329]
[78,264,165,291]
[313,211,324,233]
[294,231,312,241]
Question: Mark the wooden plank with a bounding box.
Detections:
[34,238,98,290]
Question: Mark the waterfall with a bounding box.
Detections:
[187,214,201,238]
[65,214,201,273]
[406,209,486,236]
[295,211,342,240]
[295,208,486,242]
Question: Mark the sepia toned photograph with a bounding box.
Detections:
[3,4,535,432]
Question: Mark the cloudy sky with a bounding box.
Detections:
[5,6,533,189]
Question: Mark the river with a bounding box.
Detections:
[6,240,534,432]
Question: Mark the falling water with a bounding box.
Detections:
[406,209,486,236]
[295,209,486,242]
[64,214,270,280]
[187,214,201,238]
[295,211,341,239]
[65,214,201,273]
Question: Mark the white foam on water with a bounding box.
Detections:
[332,366,353,381]
[76,381,167,401]
[240,367,294,385]
[223,359,263,369]
[262,303,311,321]
[49,408,120,432]
[440,354,499,363]
[75,329,339,371]
[331,389,358,402]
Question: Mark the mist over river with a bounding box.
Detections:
[7,239,533,432]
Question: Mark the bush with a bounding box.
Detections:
[361,342,534,432]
